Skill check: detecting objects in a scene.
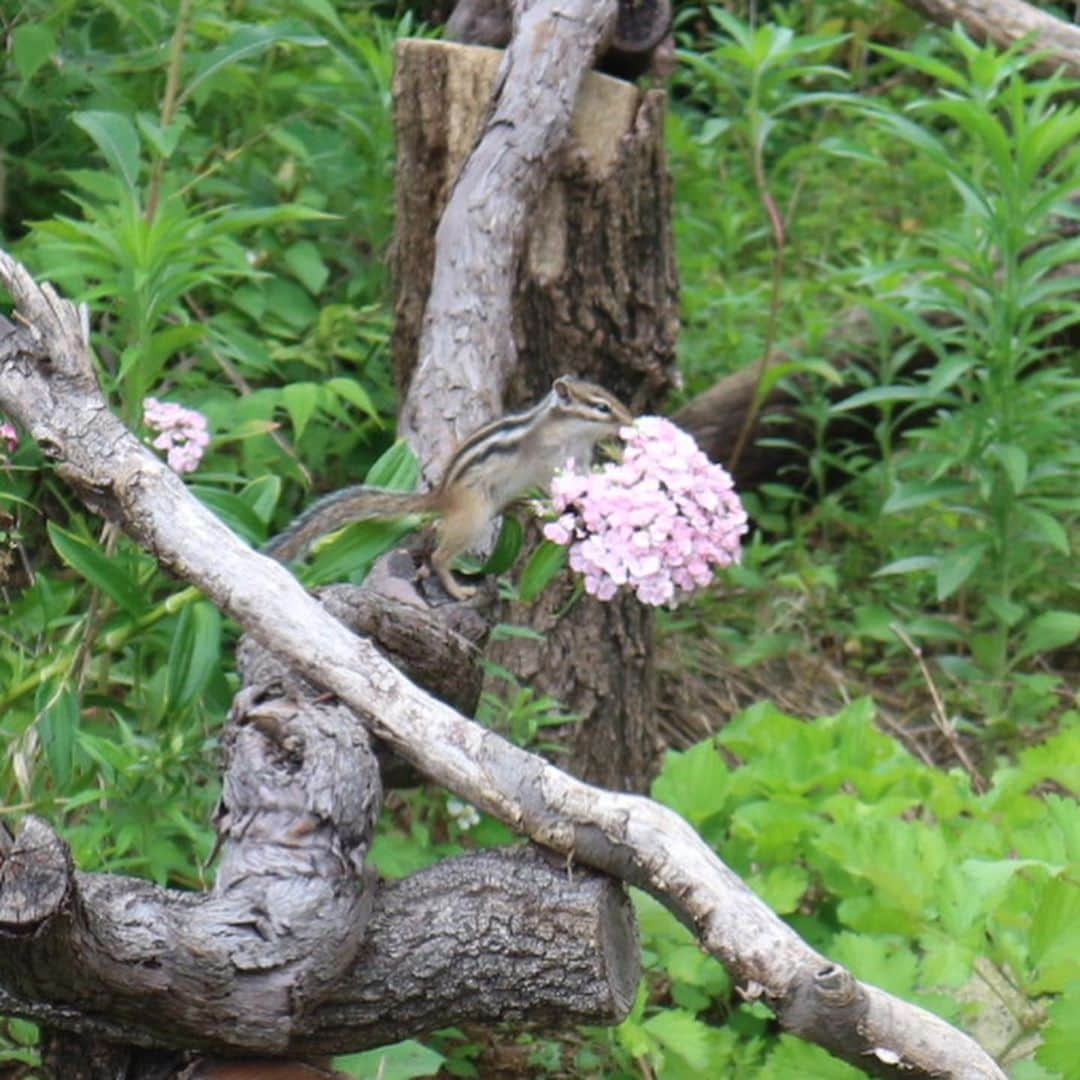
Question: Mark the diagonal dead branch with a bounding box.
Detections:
[0,244,1005,1078]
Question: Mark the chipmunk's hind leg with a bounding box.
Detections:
[429,487,490,599]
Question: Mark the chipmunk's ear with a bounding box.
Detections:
[553,376,573,402]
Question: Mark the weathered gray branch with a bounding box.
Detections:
[902,0,1080,78]
[0,248,1005,1077]
[397,0,619,483]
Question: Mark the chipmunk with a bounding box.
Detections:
[264,375,633,599]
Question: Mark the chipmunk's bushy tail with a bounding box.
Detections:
[263,485,432,560]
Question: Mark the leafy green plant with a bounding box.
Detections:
[829,31,1080,723]
[629,699,1080,1078]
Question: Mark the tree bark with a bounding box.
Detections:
[1,818,637,1059]
[0,248,1007,1080]
[391,35,678,791]
[901,0,1080,78]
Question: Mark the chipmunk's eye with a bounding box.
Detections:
[594,401,612,414]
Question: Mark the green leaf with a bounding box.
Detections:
[365,440,420,491]
[749,864,809,914]
[13,23,56,82]
[1018,507,1071,556]
[652,740,730,824]
[1017,611,1080,662]
[191,486,269,544]
[334,1040,445,1080]
[325,377,380,421]
[165,601,222,713]
[988,443,1028,494]
[480,515,524,576]
[72,111,141,194]
[1035,981,1080,1074]
[305,519,419,587]
[517,540,567,602]
[642,1009,713,1071]
[281,381,321,440]
[873,555,939,578]
[869,43,968,90]
[240,475,283,525]
[181,25,328,105]
[284,239,330,294]
[1028,877,1080,993]
[935,543,986,601]
[883,479,969,515]
[832,384,927,412]
[36,682,79,790]
[136,112,191,160]
[48,523,148,616]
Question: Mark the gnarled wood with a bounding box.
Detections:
[1,818,637,1057]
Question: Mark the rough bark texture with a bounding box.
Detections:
[901,0,1080,77]
[391,36,678,791]
[1,818,637,1060]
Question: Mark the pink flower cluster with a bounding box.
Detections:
[543,416,748,606]
[143,397,210,474]
[0,420,17,458]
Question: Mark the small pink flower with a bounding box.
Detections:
[0,421,17,457]
[143,397,210,474]
[540,416,748,606]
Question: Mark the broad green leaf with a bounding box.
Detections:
[282,381,321,440]
[1036,982,1080,1075]
[334,1040,445,1080]
[135,112,191,160]
[305,519,419,586]
[1028,877,1080,993]
[517,539,567,602]
[191,486,270,543]
[1018,507,1071,555]
[240,475,283,524]
[366,441,421,490]
[1016,611,1080,662]
[165,601,222,713]
[326,377,380,421]
[935,543,986,601]
[749,864,809,914]
[988,443,1028,494]
[72,111,141,194]
[642,1009,712,1071]
[13,23,56,82]
[652,740,730,824]
[760,1033,866,1079]
[284,239,330,294]
[48,523,147,616]
[480,515,524,576]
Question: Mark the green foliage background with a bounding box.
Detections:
[1,1,1077,1077]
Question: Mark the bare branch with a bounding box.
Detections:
[397,0,619,482]
[901,0,1080,77]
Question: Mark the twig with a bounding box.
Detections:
[890,622,988,793]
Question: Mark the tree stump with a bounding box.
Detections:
[391,39,679,790]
